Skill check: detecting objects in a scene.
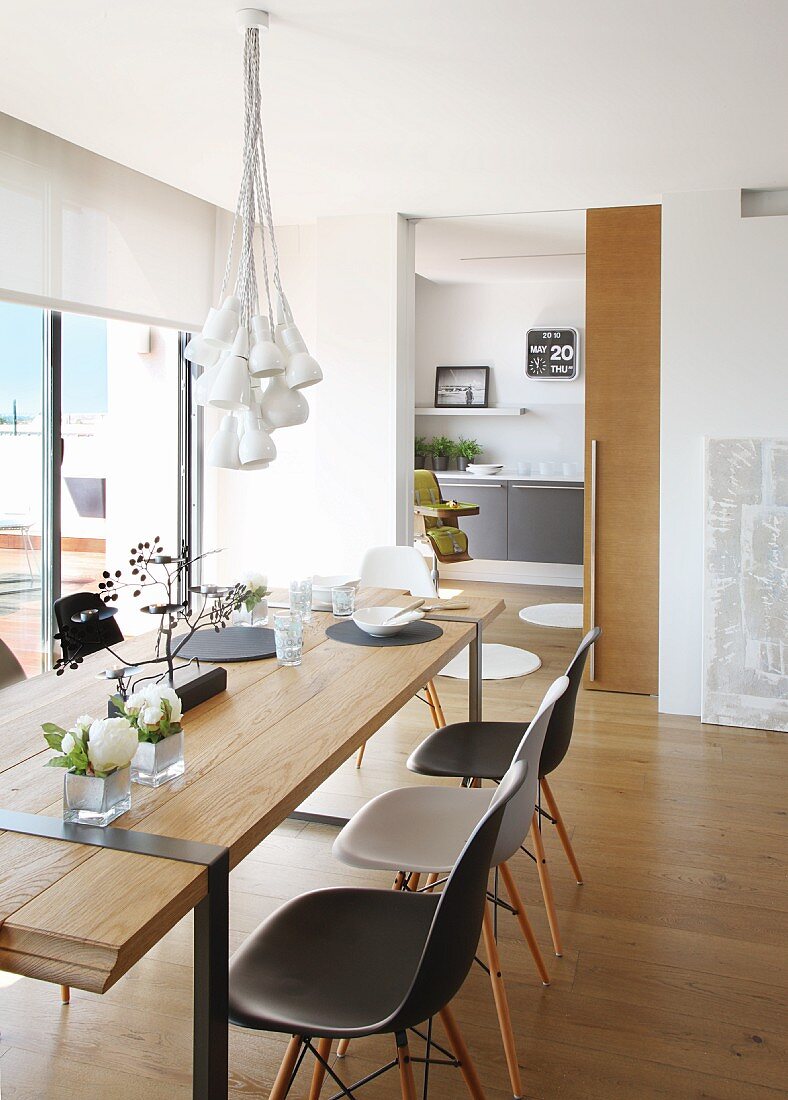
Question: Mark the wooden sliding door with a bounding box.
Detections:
[584,205,661,694]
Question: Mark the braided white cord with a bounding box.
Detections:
[219,27,288,333]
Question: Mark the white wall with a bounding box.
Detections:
[204,214,412,586]
[660,189,788,716]
[415,277,585,469]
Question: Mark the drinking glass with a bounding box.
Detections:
[289,578,313,622]
[273,612,304,667]
[331,585,356,617]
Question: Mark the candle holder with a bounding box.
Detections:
[54,536,248,714]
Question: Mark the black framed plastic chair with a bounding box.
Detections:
[228,761,528,1100]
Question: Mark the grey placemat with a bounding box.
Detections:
[172,626,277,662]
[325,620,444,647]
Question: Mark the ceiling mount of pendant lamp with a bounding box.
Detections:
[187,3,321,469]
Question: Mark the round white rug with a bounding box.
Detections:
[519,603,584,628]
[439,642,541,681]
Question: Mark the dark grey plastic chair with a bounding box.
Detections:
[408,628,601,888]
[0,636,25,691]
[228,761,528,1100]
[54,591,124,665]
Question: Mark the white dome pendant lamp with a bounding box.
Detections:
[189,4,322,471]
[277,299,323,390]
[239,396,277,469]
[209,328,252,411]
[194,354,226,407]
[183,310,222,368]
[259,374,309,429]
[206,414,241,470]
[249,314,284,377]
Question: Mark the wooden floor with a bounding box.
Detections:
[0,580,785,1099]
[0,547,105,676]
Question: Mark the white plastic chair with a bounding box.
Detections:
[359,545,438,599]
[332,676,570,1095]
[355,546,444,767]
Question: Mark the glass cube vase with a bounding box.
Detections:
[63,766,131,827]
[233,598,268,627]
[131,731,185,788]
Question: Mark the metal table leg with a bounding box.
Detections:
[469,620,483,722]
[193,850,230,1099]
[0,810,230,1100]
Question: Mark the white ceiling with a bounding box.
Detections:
[1,0,786,224]
[415,211,586,283]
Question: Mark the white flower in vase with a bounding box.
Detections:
[87,717,139,775]
[236,569,271,624]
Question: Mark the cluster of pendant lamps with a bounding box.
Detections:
[185,6,322,471]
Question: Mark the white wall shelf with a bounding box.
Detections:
[415,406,527,416]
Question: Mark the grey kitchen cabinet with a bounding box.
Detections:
[507,482,584,564]
[436,477,508,560]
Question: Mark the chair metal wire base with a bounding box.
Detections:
[279,1022,461,1100]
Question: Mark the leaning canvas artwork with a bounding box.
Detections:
[702,438,788,731]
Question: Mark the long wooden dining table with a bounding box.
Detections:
[0,586,503,1099]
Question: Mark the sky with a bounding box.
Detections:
[0,301,108,418]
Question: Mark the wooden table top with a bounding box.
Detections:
[0,588,503,994]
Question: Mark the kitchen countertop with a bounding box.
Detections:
[433,469,584,484]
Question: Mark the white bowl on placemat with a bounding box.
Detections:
[352,606,425,638]
[467,463,503,476]
[312,575,360,611]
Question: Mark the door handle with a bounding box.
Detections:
[512,484,582,490]
[440,482,504,489]
[589,439,598,681]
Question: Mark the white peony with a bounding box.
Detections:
[61,732,76,755]
[142,703,163,727]
[242,570,268,594]
[87,717,139,773]
[153,684,183,723]
[124,691,146,714]
[72,714,93,734]
[130,683,183,732]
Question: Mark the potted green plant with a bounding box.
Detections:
[430,435,453,472]
[415,436,428,470]
[455,436,483,471]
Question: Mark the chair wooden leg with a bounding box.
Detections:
[531,813,563,957]
[424,872,440,892]
[481,902,523,1098]
[355,742,367,768]
[498,861,550,985]
[427,679,446,726]
[396,1033,418,1100]
[309,1037,332,1099]
[336,1037,351,1058]
[408,872,421,892]
[270,1035,303,1100]
[59,985,70,1005]
[424,681,441,729]
[540,776,583,885]
[439,1004,486,1100]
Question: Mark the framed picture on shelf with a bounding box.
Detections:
[434,366,490,408]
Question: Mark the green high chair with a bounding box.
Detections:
[413,469,479,588]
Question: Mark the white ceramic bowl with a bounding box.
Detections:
[352,606,425,638]
[312,575,360,611]
[467,463,504,476]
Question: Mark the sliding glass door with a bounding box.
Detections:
[0,301,189,676]
[0,301,47,674]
